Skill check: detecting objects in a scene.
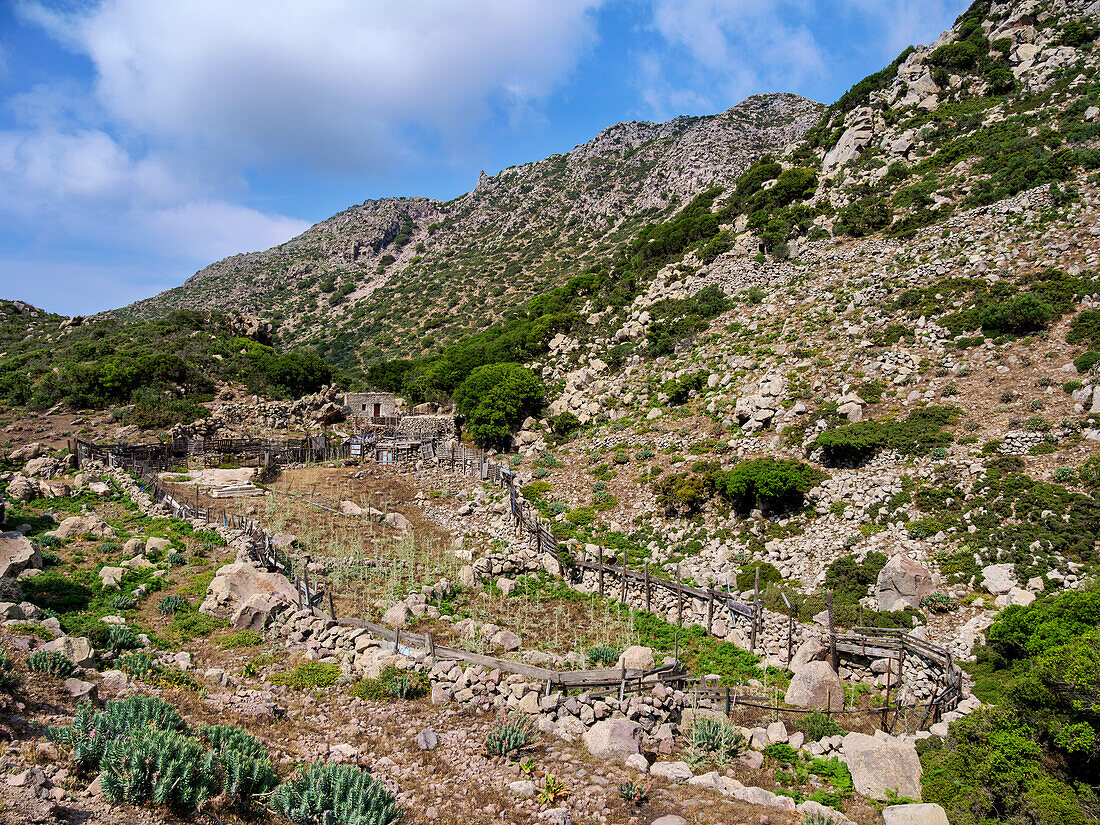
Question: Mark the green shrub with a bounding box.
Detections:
[485,710,537,759]
[217,630,263,649]
[26,650,75,679]
[350,666,428,701]
[100,727,218,813]
[453,363,543,447]
[1072,351,1100,373]
[271,762,402,825]
[921,707,1087,825]
[108,624,141,651]
[50,695,187,773]
[684,717,746,768]
[764,742,800,764]
[814,406,959,465]
[270,662,341,690]
[158,594,188,614]
[110,595,136,611]
[985,588,1100,663]
[20,574,93,612]
[823,552,887,604]
[920,592,958,613]
[201,724,280,813]
[619,779,649,805]
[166,551,187,566]
[587,646,621,666]
[736,561,783,591]
[717,458,827,514]
[799,711,845,741]
[1066,309,1100,349]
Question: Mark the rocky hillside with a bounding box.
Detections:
[120,94,823,366]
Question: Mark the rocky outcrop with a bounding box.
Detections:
[583,719,642,762]
[0,533,41,580]
[200,561,298,619]
[876,555,935,612]
[883,803,950,825]
[841,732,923,802]
[784,661,844,711]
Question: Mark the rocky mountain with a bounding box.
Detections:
[119,93,823,367]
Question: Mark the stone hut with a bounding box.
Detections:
[343,392,398,419]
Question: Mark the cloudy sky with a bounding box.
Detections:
[0,0,969,314]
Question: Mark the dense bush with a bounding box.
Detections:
[271,762,402,825]
[100,727,218,813]
[717,458,827,514]
[984,588,1100,664]
[26,650,75,679]
[50,696,187,773]
[814,406,960,465]
[823,552,887,604]
[736,561,783,591]
[453,362,543,447]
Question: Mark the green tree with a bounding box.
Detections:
[453,363,543,447]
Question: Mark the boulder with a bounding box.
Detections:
[52,515,115,540]
[200,562,298,619]
[650,761,692,783]
[231,593,286,632]
[8,443,47,462]
[63,678,98,704]
[785,660,844,711]
[5,475,40,503]
[383,602,412,629]
[490,630,521,651]
[841,732,922,801]
[382,512,413,532]
[122,537,146,556]
[42,636,95,667]
[789,637,826,673]
[617,645,655,671]
[496,577,517,597]
[876,555,935,612]
[982,563,1016,595]
[23,456,59,478]
[0,532,41,579]
[583,719,642,761]
[144,537,171,554]
[882,803,949,825]
[98,566,125,588]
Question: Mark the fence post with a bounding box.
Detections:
[827,589,838,672]
[882,660,893,732]
[676,565,683,628]
[620,567,627,605]
[303,556,312,611]
[787,602,795,667]
[707,592,713,634]
[749,567,761,654]
[598,546,604,598]
[426,632,435,659]
[724,686,731,716]
[328,590,337,620]
[644,564,651,613]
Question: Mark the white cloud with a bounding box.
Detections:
[840,0,970,55]
[22,0,605,173]
[643,0,826,118]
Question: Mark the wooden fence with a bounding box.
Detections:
[71,436,964,721]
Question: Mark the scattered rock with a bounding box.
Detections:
[785,660,844,711]
[841,732,923,801]
[882,803,950,825]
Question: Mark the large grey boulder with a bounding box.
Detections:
[616,645,655,671]
[876,555,935,611]
[52,515,116,540]
[231,593,285,632]
[841,732,922,801]
[784,660,844,711]
[789,637,826,673]
[883,803,949,825]
[8,443,47,462]
[0,532,41,579]
[5,475,40,503]
[200,562,297,619]
[42,636,95,667]
[382,602,412,629]
[982,563,1016,595]
[583,719,641,761]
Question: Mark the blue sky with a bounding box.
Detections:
[0,0,969,315]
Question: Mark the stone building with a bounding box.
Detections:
[343,392,399,419]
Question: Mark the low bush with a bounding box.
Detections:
[26,650,75,679]
[0,650,20,689]
[50,695,187,773]
[271,662,342,690]
[485,710,538,759]
[799,711,845,741]
[349,665,427,701]
[271,762,402,825]
[100,727,218,813]
[814,406,960,465]
[717,458,827,514]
